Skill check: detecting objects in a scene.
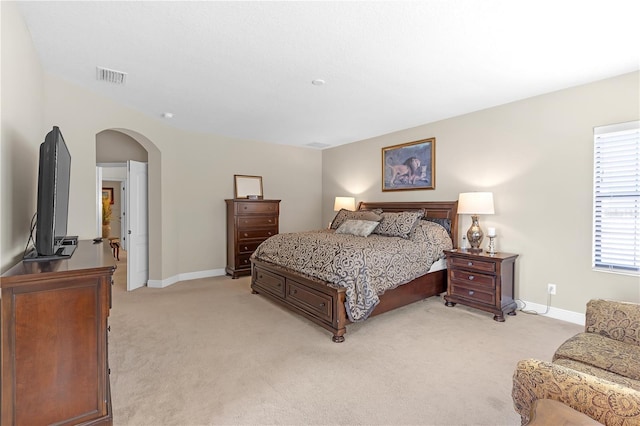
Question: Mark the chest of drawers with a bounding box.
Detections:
[444,249,519,321]
[225,199,280,278]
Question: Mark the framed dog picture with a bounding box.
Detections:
[382,138,435,191]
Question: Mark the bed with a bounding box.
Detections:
[250,201,458,342]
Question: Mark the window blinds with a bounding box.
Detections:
[593,121,640,274]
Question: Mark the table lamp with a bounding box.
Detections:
[457,192,494,252]
[334,196,356,211]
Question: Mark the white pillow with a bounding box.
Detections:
[335,219,380,237]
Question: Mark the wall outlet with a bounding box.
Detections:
[547,283,557,295]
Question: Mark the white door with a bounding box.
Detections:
[126,160,148,291]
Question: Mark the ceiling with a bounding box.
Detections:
[17,1,640,149]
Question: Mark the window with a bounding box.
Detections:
[593,120,640,275]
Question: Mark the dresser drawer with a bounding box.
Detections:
[238,240,263,254]
[449,269,495,289]
[286,279,333,322]
[238,227,277,241]
[236,253,253,269]
[235,202,279,215]
[253,268,285,298]
[237,216,278,228]
[450,282,495,305]
[448,256,496,273]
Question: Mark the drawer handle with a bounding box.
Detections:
[244,206,248,209]
[268,232,272,236]
[268,219,272,223]
[277,283,281,287]
[319,302,325,308]
[259,274,262,279]
[293,289,297,294]
[467,261,473,266]
[469,290,475,296]
[244,233,248,237]
[243,259,248,264]
[244,246,249,250]
[469,275,475,280]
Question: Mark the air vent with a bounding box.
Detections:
[96,66,127,84]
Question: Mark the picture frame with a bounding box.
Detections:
[102,187,114,204]
[382,138,435,191]
[234,175,263,199]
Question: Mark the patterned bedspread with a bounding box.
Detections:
[251,221,453,321]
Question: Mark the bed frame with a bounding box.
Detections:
[250,201,458,342]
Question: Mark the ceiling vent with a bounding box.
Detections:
[96,66,127,84]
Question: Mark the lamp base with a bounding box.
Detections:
[466,215,485,252]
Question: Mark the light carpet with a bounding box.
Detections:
[109,253,581,425]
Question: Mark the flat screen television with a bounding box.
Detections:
[24,126,76,260]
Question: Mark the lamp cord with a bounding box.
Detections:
[516,293,551,316]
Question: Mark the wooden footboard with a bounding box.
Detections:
[251,258,446,342]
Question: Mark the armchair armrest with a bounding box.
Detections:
[512,359,640,425]
[586,299,640,346]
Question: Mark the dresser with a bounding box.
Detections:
[226,199,280,278]
[1,240,115,425]
[444,249,518,321]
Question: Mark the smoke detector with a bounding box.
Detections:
[96,66,127,84]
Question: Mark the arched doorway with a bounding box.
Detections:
[96,129,159,291]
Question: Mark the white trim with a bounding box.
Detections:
[519,300,585,325]
[147,268,227,288]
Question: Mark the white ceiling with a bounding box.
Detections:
[17,1,640,149]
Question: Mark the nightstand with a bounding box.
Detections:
[444,249,519,321]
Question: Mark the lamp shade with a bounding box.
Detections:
[334,196,356,211]
[457,192,495,215]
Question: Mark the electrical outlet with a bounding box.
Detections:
[547,283,557,295]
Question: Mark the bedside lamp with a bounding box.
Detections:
[457,192,494,252]
[334,196,356,212]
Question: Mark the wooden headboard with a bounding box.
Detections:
[357,201,459,248]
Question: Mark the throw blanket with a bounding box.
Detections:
[251,222,452,321]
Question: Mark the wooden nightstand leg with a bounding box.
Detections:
[493,313,505,322]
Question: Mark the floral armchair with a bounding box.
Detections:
[512,299,640,425]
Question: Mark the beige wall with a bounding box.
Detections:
[1,2,46,269]
[322,71,640,314]
[97,129,148,162]
[42,75,323,280]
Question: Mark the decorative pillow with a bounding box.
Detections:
[410,220,452,244]
[373,211,424,239]
[423,217,452,237]
[330,209,383,230]
[335,220,380,237]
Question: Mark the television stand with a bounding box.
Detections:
[2,240,115,425]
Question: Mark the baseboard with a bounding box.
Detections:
[147,268,227,288]
[518,300,585,325]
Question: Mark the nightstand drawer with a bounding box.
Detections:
[450,269,495,289]
[449,256,496,273]
[450,282,495,305]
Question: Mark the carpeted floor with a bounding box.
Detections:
[109,253,582,425]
